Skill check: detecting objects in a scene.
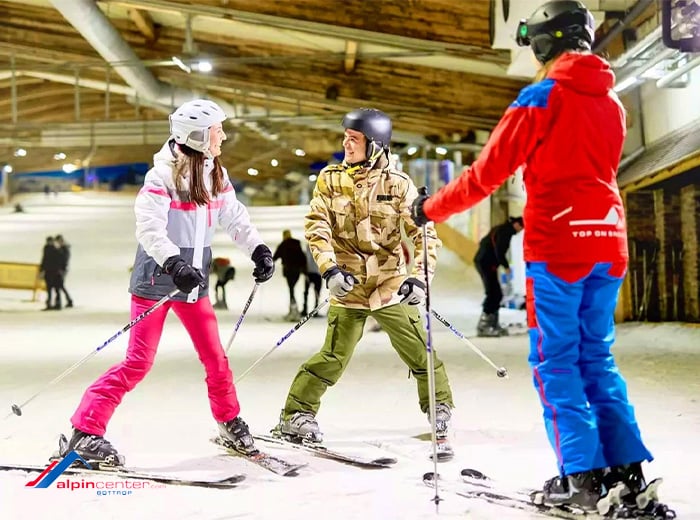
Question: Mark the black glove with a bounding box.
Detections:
[163,255,205,293]
[251,244,274,283]
[322,266,359,298]
[398,277,426,305]
[410,186,431,227]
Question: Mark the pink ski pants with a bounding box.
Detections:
[71,295,240,436]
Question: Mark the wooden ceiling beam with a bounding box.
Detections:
[0,78,46,90]
[127,7,157,42]
[102,0,504,60]
[135,31,522,127]
[344,41,358,74]
[0,42,99,69]
[0,84,74,106]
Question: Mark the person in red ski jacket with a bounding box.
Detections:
[410,1,667,515]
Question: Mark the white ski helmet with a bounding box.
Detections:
[169,99,227,153]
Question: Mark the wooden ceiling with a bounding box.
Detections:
[0,0,648,185]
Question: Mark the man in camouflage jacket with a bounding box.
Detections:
[277,108,455,443]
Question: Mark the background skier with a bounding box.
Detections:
[473,216,523,336]
[54,234,74,308]
[211,256,236,309]
[302,241,322,317]
[273,229,307,321]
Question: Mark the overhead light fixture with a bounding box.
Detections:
[195,60,212,73]
[62,164,78,173]
[53,152,66,160]
[613,76,639,93]
[247,168,259,176]
[270,159,279,167]
[435,146,448,155]
[171,56,192,74]
[14,148,27,157]
[2,164,13,174]
[294,148,306,157]
[407,146,418,156]
[308,174,318,182]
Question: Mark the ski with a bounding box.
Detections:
[254,433,397,468]
[423,469,676,520]
[211,436,306,477]
[460,468,676,519]
[1,462,244,489]
[424,471,596,519]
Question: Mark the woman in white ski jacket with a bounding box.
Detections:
[62,100,275,465]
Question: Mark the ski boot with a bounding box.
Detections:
[429,403,454,461]
[59,427,125,467]
[534,471,602,512]
[602,463,676,518]
[476,313,509,337]
[217,417,258,455]
[434,402,452,438]
[277,410,323,444]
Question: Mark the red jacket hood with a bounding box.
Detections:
[547,52,615,96]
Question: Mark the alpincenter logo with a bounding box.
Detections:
[25,451,91,488]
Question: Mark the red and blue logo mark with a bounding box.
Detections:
[25,451,91,488]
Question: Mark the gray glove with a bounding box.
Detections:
[398,277,426,305]
[322,266,359,298]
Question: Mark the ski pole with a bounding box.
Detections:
[418,187,441,508]
[7,289,179,419]
[236,297,330,383]
[224,282,260,355]
[430,309,508,378]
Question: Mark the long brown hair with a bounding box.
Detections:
[533,55,560,83]
[173,144,225,205]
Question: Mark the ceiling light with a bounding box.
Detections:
[171,56,192,74]
[14,148,27,157]
[309,174,318,182]
[407,146,418,156]
[294,148,306,157]
[62,164,78,173]
[53,152,66,160]
[2,164,13,174]
[435,146,448,155]
[247,168,259,176]
[270,159,279,167]
[196,60,212,73]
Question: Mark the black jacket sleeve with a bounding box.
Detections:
[491,225,514,270]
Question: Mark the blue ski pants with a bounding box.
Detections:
[526,261,653,476]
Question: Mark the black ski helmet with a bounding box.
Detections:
[341,108,392,158]
[516,1,595,64]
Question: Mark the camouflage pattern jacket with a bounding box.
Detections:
[305,156,441,310]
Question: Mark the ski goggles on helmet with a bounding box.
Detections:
[516,20,531,47]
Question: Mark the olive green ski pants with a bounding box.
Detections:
[282,303,454,419]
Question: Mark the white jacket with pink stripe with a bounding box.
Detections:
[128,140,264,303]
